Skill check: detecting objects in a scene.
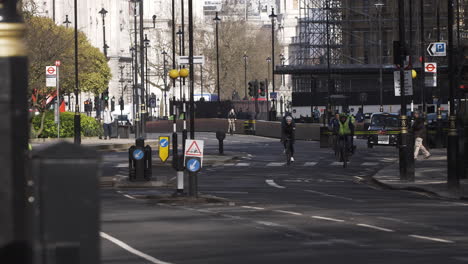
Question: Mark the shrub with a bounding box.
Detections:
[32,111,103,138]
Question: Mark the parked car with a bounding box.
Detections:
[367,112,400,148]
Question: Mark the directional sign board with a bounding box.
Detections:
[177,56,205,65]
[424,62,437,73]
[185,139,204,167]
[427,42,446,56]
[186,158,201,173]
[270,92,278,99]
[393,70,414,96]
[159,136,170,162]
[133,149,144,160]
[46,66,57,87]
[425,74,437,87]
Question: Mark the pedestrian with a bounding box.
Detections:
[412,111,431,160]
[313,107,320,123]
[227,108,237,135]
[102,104,113,140]
[281,115,296,162]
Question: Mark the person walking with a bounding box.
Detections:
[227,108,237,135]
[412,111,431,160]
[102,104,113,140]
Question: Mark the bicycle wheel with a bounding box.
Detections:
[341,142,348,168]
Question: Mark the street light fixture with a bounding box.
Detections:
[243,53,248,100]
[375,0,384,112]
[98,8,109,58]
[63,15,71,28]
[269,8,277,120]
[213,12,221,102]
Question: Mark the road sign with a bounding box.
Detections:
[55,60,61,67]
[270,92,278,99]
[46,66,57,87]
[133,149,144,160]
[186,158,201,173]
[427,42,446,56]
[425,74,437,87]
[424,62,437,73]
[393,70,414,96]
[177,56,205,65]
[159,137,169,162]
[185,139,204,166]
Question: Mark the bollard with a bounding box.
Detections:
[216,131,226,154]
[128,138,148,182]
[31,142,100,264]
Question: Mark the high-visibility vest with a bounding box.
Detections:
[338,117,351,135]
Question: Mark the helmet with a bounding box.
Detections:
[286,116,293,121]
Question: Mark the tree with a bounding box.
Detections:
[25,15,111,137]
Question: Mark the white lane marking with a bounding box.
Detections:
[100,232,173,264]
[361,162,379,166]
[304,190,363,202]
[241,206,265,210]
[356,223,394,232]
[267,162,286,167]
[274,210,303,216]
[256,221,281,227]
[266,179,286,189]
[210,191,248,194]
[124,194,136,200]
[330,161,349,166]
[115,163,128,168]
[311,216,345,223]
[224,163,235,166]
[408,235,454,244]
[236,163,250,166]
[303,162,318,166]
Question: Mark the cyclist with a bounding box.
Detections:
[281,115,296,162]
[227,108,237,135]
[334,113,355,156]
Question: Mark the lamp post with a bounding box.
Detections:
[266,56,271,87]
[130,46,136,126]
[213,12,221,102]
[138,0,146,138]
[74,0,81,144]
[98,8,109,58]
[162,50,168,117]
[243,53,248,100]
[144,34,150,117]
[269,8,277,119]
[325,0,331,125]
[375,0,384,112]
[177,27,183,100]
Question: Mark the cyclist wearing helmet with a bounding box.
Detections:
[335,113,355,154]
[281,115,296,162]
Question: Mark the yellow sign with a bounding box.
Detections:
[159,136,170,162]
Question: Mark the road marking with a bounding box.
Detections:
[266,179,286,189]
[100,232,173,264]
[224,163,235,166]
[408,235,454,244]
[124,194,136,200]
[311,216,345,223]
[266,162,286,167]
[304,190,363,202]
[303,162,318,166]
[274,210,303,216]
[236,163,250,166]
[210,191,248,194]
[241,206,265,210]
[115,163,127,168]
[330,161,349,166]
[256,221,281,227]
[356,223,394,232]
[361,162,379,166]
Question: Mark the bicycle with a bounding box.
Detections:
[336,135,350,168]
[284,138,293,165]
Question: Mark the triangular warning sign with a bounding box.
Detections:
[185,141,202,156]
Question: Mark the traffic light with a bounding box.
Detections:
[104,91,109,101]
[248,81,254,97]
[259,81,266,97]
[119,97,124,111]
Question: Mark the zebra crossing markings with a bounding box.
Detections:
[266,162,286,167]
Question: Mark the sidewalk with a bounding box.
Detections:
[372,149,468,200]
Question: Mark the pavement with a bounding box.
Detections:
[372,148,468,200]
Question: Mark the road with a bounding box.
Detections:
[100,133,468,264]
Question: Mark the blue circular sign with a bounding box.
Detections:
[133,149,144,160]
[187,159,201,172]
[160,139,168,148]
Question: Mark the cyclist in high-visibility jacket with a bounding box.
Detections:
[336,113,355,154]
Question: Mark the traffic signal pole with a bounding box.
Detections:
[0,1,33,262]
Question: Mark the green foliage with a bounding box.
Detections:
[32,111,103,138]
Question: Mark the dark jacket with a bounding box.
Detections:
[412,117,426,138]
[282,123,296,142]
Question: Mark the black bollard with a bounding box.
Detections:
[216,131,226,154]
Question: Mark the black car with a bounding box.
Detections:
[367,113,400,148]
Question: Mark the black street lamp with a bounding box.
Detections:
[98,8,109,58]
[269,7,277,119]
[177,27,184,100]
[63,14,71,28]
[266,56,271,87]
[243,53,248,100]
[144,33,150,116]
[130,46,136,123]
[213,11,221,102]
[162,50,168,117]
[74,0,81,144]
[375,0,384,113]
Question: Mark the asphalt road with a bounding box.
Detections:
[100,132,468,264]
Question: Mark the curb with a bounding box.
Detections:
[371,163,468,200]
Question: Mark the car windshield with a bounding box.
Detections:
[371,114,399,128]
